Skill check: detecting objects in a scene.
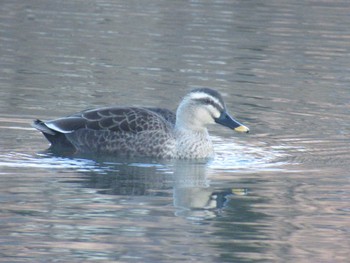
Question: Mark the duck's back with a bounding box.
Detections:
[33,107,177,158]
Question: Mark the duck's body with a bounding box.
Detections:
[32,88,249,159]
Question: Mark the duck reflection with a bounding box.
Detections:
[172,161,246,210]
[41,152,247,217]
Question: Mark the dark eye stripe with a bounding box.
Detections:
[194,98,223,112]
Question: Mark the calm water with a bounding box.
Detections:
[1,0,350,262]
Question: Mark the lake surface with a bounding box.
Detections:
[1,0,350,262]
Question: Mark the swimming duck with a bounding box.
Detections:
[32,88,249,159]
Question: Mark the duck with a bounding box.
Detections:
[32,88,249,159]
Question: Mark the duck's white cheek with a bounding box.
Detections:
[211,107,221,119]
[195,108,215,124]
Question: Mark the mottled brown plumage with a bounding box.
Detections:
[32,88,249,159]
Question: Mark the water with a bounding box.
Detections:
[1,0,350,262]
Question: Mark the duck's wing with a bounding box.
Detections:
[33,107,175,135]
[33,107,176,154]
[146,108,176,126]
[82,107,175,133]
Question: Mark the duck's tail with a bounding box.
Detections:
[32,119,75,151]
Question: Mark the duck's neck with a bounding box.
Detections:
[174,126,214,159]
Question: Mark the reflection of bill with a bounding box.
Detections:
[173,161,248,215]
[174,187,248,210]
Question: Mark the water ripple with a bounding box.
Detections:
[210,136,290,173]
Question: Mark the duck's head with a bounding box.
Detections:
[176,88,249,133]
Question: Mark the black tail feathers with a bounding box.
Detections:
[32,119,75,151]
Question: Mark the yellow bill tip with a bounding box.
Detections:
[234,125,250,133]
[231,188,248,196]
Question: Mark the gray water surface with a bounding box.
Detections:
[1,0,350,262]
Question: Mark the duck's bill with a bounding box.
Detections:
[215,112,249,133]
[234,125,250,133]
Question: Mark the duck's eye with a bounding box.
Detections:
[204,98,212,105]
